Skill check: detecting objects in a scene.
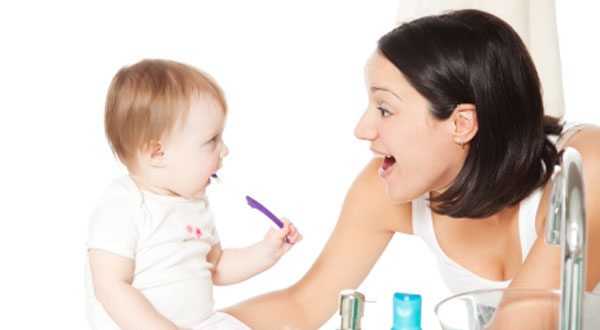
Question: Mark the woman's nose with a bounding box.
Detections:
[354,111,377,141]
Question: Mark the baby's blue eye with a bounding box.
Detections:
[377,107,391,117]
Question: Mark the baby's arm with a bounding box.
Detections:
[88,249,190,330]
[208,218,302,285]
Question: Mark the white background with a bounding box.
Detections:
[1,1,598,329]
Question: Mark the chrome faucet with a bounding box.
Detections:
[545,147,587,330]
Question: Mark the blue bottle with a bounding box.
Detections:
[391,292,422,330]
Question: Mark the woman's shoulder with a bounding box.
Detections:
[562,125,600,186]
[343,158,412,234]
[557,125,600,176]
[561,125,600,151]
[537,125,600,232]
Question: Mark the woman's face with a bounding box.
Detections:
[355,51,465,202]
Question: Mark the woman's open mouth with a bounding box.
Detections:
[379,155,396,178]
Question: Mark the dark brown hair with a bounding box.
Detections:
[378,10,562,218]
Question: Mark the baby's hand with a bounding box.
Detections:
[262,218,302,260]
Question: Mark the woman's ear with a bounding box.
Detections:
[452,103,478,148]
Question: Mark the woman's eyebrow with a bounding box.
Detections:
[370,86,402,101]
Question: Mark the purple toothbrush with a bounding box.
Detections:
[211,173,286,230]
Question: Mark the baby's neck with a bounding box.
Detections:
[128,171,176,197]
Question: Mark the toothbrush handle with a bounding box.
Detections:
[246,196,284,228]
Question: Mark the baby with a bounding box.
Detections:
[85,59,302,330]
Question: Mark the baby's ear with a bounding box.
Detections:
[142,140,166,168]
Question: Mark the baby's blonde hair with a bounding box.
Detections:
[104,59,227,168]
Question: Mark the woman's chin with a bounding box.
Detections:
[384,184,416,204]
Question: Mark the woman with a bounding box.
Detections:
[225,9,600,329]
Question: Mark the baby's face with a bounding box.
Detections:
[160,95,228,200]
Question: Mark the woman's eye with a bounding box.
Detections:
[377,107,391,117]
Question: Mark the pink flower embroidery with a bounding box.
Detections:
[185,225,203,240]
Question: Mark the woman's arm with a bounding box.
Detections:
[88,249,187,330]
[223,158,412,329]
[510,126,600,291]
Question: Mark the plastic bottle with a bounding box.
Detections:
[391,292,422,330]
[338,289,365,330]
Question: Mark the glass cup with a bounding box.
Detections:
[435,289,560,330]
[434,288,600,330]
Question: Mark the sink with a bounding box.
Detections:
[434,288,600,330]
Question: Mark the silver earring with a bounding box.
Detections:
[459,138,465,148]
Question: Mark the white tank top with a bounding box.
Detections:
[410,122,589,294]
[411,188,542,294]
